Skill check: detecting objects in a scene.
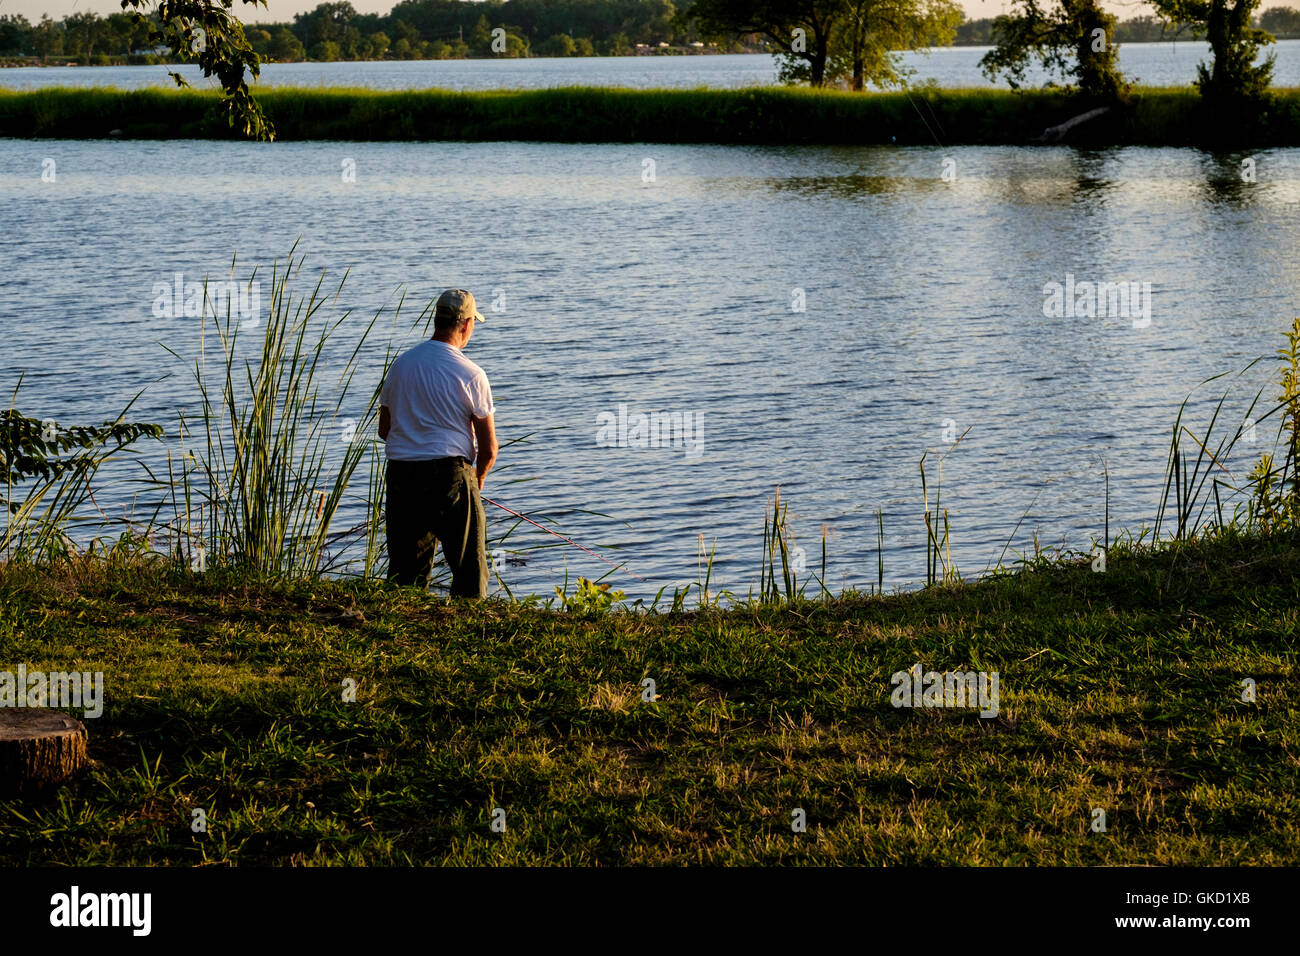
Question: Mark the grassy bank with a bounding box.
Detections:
[0,526,1296,865]
[3,85,1300,146]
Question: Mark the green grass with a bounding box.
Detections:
[4,84,1300,145]
[0,525,1296,865]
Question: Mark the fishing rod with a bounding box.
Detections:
[482,495,648,581]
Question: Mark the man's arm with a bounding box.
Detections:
[378,405,390,441]
[472,414,498,489]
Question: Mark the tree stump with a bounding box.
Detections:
[0,710,88,796]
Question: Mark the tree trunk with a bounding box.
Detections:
[851,18,865,91]
[810,50,827,87]
[1208,2,1229,92]
[0,710,88,796]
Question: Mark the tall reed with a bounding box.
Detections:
[920,424,969,586]
[757,488,830,604]
[144,247,389,580]
[1154,362,1270,541]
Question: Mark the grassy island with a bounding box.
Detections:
[3,85,1300,146]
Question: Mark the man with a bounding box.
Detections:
[378,288,498,597]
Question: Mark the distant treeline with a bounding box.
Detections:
[0,0,750,64]
[956,9,1300,45]
[5,3,1300,66]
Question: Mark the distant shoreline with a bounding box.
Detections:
[0,48,752,69]
[4,36,1288,71]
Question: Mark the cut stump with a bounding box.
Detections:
[0,710,88,796]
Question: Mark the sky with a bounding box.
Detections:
[0,0,1293,27]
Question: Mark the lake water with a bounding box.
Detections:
[3,139,1297,601]
[3,41,1300,91]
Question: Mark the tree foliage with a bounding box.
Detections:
[1,410,163,514]
[981,0,1129,101]
[688,0,953,88]
[1259,6,1300,37]
[1150,0,1274,100]
[830,0,961,91]
[119,0,274,139]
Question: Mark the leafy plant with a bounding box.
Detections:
[555,576,625,614]
[1246,316,1300,532]
[1,409,162,509]
[1,380,163,563]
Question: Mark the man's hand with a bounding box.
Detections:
[473,413,497,489]
[378,405,391,442]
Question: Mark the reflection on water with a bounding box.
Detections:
[1196,152,1264,207]
[761,173,906,199]
[3,139,1299,601]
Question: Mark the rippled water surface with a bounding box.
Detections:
[3,139,1298,600]
[4,42,1300,90]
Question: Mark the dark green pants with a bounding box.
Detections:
[385,457,488,598]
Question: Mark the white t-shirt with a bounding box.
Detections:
[380,340,495,461]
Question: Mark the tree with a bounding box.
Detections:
[574,35,596,56]
[955,15,995,44]
[125,13,158,54]
[1260,6,1300,38]
[688,0,842,86]
[33,15,63,61]
[119,1,273,139]
[981,0,1129,102]
[1150,0,1273,100]
[341,25,363,57]
[294,2,359,45]
[106,12,147,53]
[366,30,391,57]
[269,26,305,60]
[244,27,273,56]
[1114,14,1169,42]
[830,0,961,90]
[392,18,422,45]
[310,39,342,59]
[536,32,577,55]
[64,12,106,59]
[645,0,679,42]
[0,15,32,56]
[501,31,530,56]
[469,14,493,52]
[602,30,634,54]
